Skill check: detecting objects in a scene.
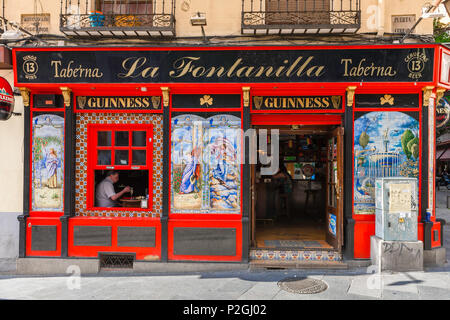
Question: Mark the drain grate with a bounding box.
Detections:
[100,254,134,269]
[278,277,328,294]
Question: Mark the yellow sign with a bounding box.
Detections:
[77,96,161,110]
[252,96,342,110]
[389,183,412,213]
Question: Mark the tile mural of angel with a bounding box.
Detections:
[32,114,64,211]
[171,114,241,214]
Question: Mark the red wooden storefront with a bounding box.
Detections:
[13,44,449,265]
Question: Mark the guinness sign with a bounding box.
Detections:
[437,97,450,128]
[252,95,343,111]
[76,96,162,110]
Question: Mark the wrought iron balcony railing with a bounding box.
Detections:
[242,0,361,35]
[60,0,175,38]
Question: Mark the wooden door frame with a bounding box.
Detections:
[325,126,344,250]
[250,121,343,250]
[250,162,256,248]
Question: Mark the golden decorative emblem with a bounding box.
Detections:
[18,87,30,107]
[22,55,38,80]
[380,94,394,106]
[77,96,86,109]
[331,96,342,109]
[151,96,161,109]
[200,95,213,106]
[253,96,263,109]
[405,48,428,80]
[60,87,72,107]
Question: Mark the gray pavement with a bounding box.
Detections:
[0,267,449,300]
[0,192,448,300]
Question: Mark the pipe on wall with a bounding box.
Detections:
[377,0,385,37]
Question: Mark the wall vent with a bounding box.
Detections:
[99,254,134,269]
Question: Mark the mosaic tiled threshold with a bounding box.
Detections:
[263,240,324,248]
[75,113,163,218]
[250,249,343,262]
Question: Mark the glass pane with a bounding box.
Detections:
[333,142,337,160]
[329,186,336,208]
[328,164,333,183]
[132,131,146,147]
[333,187,337,207]
[97,150,111,165]
[115,131,129,146]
[97,131,111,146]
[132,150,146,165]
[328,185,332,207]
[333,161,337,184]
[115,150,129,165]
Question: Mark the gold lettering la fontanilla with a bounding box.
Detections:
[118,56,326,80]
[168,56,325,79]
[118,57,160,79]
[51,56,401,81]
[83,97,153,109]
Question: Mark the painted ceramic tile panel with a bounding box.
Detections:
[74,113,163,218]
[328,213,337,236]
[32,114,64,211]
[353,112,419,215]
[171,114,241,214]
[171,114,204,211]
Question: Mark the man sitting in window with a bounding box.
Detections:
[96,170,131,207]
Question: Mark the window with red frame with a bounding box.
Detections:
[87,124,153,210]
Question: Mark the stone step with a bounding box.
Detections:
[249,260,348,270]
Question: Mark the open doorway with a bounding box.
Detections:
[251,125,343,251]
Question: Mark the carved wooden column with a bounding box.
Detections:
[161,86,170,262]
[424,86,435,219]
[19,87,30,107]
[242,86,251,262]
[346,86,357,107]
[18,87,31,258]
[60,87,72,107]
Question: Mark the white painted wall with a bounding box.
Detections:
[0,0,436,38]
[0,70,24,260]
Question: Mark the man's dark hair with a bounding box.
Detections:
[106,170,119,177]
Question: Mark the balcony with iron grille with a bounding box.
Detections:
[60,0,175,38]
[242,0,361,35]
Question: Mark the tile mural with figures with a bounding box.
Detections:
[74,113,163,218]
[171,114,241,214]
[32,114,64,211]
[354,111,419,215]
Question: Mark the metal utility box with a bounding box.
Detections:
[375,178,418,241]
